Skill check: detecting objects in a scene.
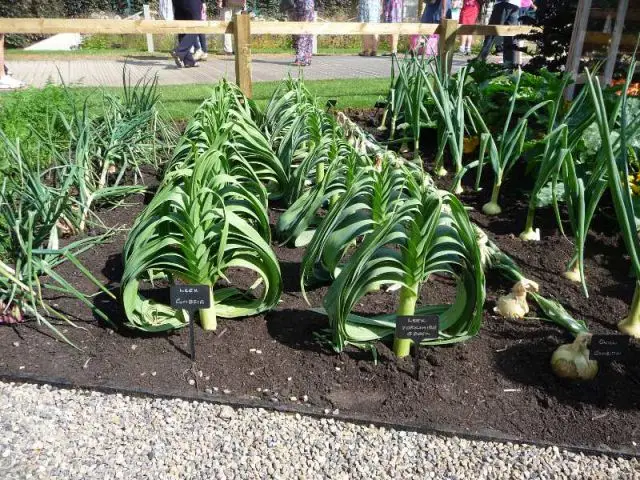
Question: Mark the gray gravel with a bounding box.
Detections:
[0,382,638,480]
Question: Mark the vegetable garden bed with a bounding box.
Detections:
[1,125,639,455]
[1,62,640,456]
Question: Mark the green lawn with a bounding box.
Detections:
[147,78,389,119]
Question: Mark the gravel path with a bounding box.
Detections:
[0,382,637,479]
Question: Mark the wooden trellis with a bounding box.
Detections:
[565,0,637,99]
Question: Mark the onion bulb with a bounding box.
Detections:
[519,227,540,242]
[563,265,583,283]
[0,302,23,325]
[493,279,539,319]
[551,333,598,381]
[482,201,502,216]
[435,167,448,177]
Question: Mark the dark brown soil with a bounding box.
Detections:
[2,118,640,455]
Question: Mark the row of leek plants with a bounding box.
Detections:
[261,78,591,368]
[120,80,282,332]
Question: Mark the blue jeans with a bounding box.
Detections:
[195,34,207,53]
[176,34,198,65]
[479,2,520,66]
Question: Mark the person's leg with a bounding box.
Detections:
[223,7,234,53]
[371,34,379,55]
[479,3,504,60]
[502,5,519,66]
[389,34,398,54]
[0,34,4,75]
[176,34,199,66]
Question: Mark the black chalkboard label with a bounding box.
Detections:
[374,101,388,109]
[396,315,439,343]
[170,285,211,311]
[590,334,629,360]
[326,99,337,108]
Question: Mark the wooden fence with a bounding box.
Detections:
[0,16,629,97]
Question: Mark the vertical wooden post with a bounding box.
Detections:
[603,0,629,86]
[234,12,252,98]
[438,18,458,72]
[143,4,154,53]
[312,10,318,55]
[564,0,592,100]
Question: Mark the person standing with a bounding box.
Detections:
[291,0,315,66]
[0,34,26,90]
[172,0,201,67]
[358,0,382,57]
[193,1,209,61]
[382,0,403,55]
[477,0,520,67]
[219,0,246,55]
[519,0,536,19]
[419,0,449,56]
[458,0,481,55]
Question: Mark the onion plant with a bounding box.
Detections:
[519,75,595,241]
[585,59,640,338]
[426,60,468,190]
[379,55,435,160]
[0,153,115,346]
[465,68,551,215]
[322,171,485,357]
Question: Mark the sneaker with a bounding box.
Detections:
[200,52,208,61]
[459,47,466,54]
[0,75,26,90]
[171,51,185,68]
[193,49,204,61]
[184,61,200,68]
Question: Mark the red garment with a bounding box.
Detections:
[459,0,480,24]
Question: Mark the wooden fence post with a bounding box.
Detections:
[438,18,458,72]
[603,0,629,86]
[564,0,592,100]
[234,12,252,98]
[143,4,154,53]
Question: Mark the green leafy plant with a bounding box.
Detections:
[321,171,485,357]
[585,57,640,338]
[465,68,551,215]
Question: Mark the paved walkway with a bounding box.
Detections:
[11,54,472,87]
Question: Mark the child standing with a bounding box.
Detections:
[458,0,481,55]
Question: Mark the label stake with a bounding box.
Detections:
[170,284,212,363]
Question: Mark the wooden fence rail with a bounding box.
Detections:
[0,16,542,97]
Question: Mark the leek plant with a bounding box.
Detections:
[465,68,550,215]
[300,155,417,298]
[121,146,282,332]
[322,171,485,357]
[585,59,640,338]
[170,80,287,199]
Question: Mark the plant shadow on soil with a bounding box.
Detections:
[494,336,640,411]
